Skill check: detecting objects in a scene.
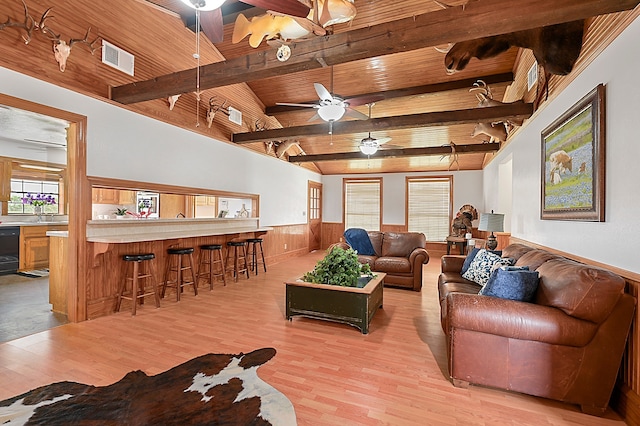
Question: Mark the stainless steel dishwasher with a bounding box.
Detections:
[0,226,20,275]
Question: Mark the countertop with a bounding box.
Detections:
[46,231,69,237]
[0,221,69,227]
[86,217,271,243]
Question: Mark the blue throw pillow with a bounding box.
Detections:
[479,267,540,302]
[461,247,503,274]
[343,228,376,256]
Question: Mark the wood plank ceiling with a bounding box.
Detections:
[1,0,638,175]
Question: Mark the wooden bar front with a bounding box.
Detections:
[85,218,270,319]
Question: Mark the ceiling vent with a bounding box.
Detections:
[101,40,135,76]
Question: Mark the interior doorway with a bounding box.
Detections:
[0,93,87,339]
[308,181,322,251]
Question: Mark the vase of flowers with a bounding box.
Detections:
[22,193,56,222]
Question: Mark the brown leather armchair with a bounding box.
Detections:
[332,231,429,291]
[438,243,636,415]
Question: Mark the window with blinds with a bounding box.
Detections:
[406,177,452,242]
[344,178,381,231]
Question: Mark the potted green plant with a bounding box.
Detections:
[114,207,128,219]
[302,246,374,287]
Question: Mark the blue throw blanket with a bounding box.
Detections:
[344,228,376,256]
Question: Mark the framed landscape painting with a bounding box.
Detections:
[541,84,605,221]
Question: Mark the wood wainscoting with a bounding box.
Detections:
[509,237,640,425]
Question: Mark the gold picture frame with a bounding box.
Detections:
[541,84,606,221]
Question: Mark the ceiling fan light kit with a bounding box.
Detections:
[317,104,346,122]
[179,0,226,11]
[359,142,378,156]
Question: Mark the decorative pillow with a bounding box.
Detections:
[462,249,514,286]
[461,247,503,274]
[343,228,376,256]
[479,267,540,302]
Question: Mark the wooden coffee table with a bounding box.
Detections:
[285,273,385,334]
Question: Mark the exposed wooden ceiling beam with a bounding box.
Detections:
[265,72,514,115]
[232,103,533,144]
[111,0,640,104]
[288,142,501,162]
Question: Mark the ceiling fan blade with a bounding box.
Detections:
[307,112,321,122]
[199,8,224,44]
[314,83,333,102]
[345,108,369,120]
[275,102,319,108]
[376,137,393,145]
[240,0,310,18]
[345,94,386,107]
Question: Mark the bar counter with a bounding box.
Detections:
[87,217,270,243]
[85,217,271,319]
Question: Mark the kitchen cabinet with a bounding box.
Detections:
[19,225,67,271]
[195,195,216,206]
[92,188,136,204]
[119,190,135,204]
[0,159,12,202]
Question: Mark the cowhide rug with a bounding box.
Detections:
[0,347,297,425]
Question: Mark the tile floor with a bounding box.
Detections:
[0,273,68,343]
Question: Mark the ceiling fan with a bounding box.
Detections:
[275,69,370,133]
[176,0,311,44]
[356,104,395,156]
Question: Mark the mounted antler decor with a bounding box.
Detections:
[0,0,34,44]
[36,7,100,72]
[1,1,100,72]
[469,80,525,143]
[206,96,229,128]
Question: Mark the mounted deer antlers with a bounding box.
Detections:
[0,0,35,44]
[37,7,100,72]
[206,97,229,128]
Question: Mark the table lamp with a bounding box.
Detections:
[478,210,504,250]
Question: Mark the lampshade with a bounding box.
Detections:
[317,104,345,122]
[478,211,504,232]
[359,143,378,155]
[179,0,226,11]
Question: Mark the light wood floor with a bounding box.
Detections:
[0,252,625,425]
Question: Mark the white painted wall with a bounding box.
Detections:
[322,170,484,229]
[0,67,321,226]
[483,14,640,272]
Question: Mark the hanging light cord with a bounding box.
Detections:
[195,9,201,127]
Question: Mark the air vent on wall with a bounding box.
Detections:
[228,106,242,125]
[527,61,538,91]
[101,40,135,76]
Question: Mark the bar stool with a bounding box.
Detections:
[226,241,249,282]
[115,253,160,316]
[197,244,227,289]
[246,238,267,275]
[162,247,197,301]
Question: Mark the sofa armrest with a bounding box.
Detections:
[328,242,350,252]
[409,247,429,267]
[447,293,598,347]
[441,255,466,273]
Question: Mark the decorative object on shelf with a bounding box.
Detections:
[541,84,605,221]
[302,246,374,287]
[22,193,56,222]
[237,203,249,218]
[478,210,504,250]
[114,207,127,219]
[450,204,478,237]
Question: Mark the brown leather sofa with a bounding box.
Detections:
[332,231,429,291]
[438,243,635,415]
